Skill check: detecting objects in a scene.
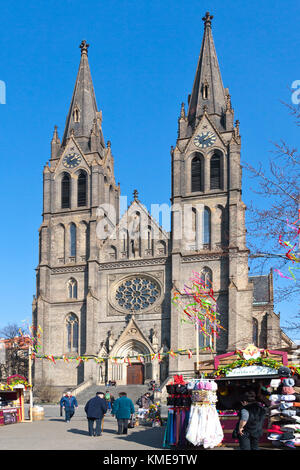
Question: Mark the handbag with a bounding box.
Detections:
[128,416,135,428]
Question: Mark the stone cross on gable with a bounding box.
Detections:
[133,189,139,201]
[79,40,89,55]
[202,11,213,27]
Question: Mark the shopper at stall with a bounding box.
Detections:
[235,389,266,450]
[60,391,78,423]
[112,392,135,435]
[84,391,107,436]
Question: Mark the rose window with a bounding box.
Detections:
[115,277,160,311]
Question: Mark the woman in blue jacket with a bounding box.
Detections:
[60,391,78,422]
[112,392,135,435]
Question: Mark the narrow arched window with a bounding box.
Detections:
[61,173,71,209]
[68,278,78,299]
[66,313,79,353]
[191,154,203,192]
[70,223,76,257]
[203,207,211,246]
[210,154,221,190]
[202,267,213,288]
[77,171,87,207]
[73,107,80,123]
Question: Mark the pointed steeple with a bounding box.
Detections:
[62,40,100,149]
[187,12,226,128]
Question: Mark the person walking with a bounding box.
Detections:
[84,391,108,436]
[235,389,266,450]
[59,392,66,417]
[112,392,135,435]
[60,391,78,423]
[105,390,112,412]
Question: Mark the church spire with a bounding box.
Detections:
[187,12,226,128]
[62,40,99,148]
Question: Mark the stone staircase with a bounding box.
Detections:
[74,384,150,406]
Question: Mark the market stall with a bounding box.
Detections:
[0,375,29,425]
[163,344,300,449]
[198,344,300,446]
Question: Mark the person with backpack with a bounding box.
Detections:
[105,390,112,412]
[235,389,267,450]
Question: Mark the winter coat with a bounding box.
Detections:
[60,395,78,410]
[84,396,107,419]
[112,396,135,419]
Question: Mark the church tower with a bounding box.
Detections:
[33,41,120,387]
[169,13,254,376]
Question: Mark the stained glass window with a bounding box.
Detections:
[115,277,160,312]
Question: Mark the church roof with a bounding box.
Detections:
[187,12,226,125]
[62,40,99,147]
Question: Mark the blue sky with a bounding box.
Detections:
[0,0,299,341]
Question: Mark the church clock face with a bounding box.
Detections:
[63,152,82,168]
[194,131,216,149]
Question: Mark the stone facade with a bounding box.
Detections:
[32,19,293,390]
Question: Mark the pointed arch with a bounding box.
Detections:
[203,207,211,246]
[70,223,77,257]
[191,153,204,192]
[65,313,79,353]
[210,153,222,190]
[201,266,213,288]
[61,172,71,209]
[67,278,78,299]
[77,170,87,207]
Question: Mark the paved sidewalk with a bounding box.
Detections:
[1,405,166,450]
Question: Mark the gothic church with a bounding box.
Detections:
[32,13,293,390]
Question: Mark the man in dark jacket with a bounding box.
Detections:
[84,392,108,436]
[237,389,266,450]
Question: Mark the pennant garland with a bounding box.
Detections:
[33,346,211,365]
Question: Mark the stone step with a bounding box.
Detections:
[75,384,150,405]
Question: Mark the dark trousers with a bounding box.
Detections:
[64,408,74,422]
[88,417,102,436]
[238,434,259,450]
[117,418,129,434]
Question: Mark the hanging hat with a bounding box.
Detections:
[267,424,284,434]
[278,366,291,377]
[268,433,282,441]
[283,440,296,448]
[282,386,295,395]
[270,379,281,388]
[280,431,295,441]
[283,378,295,387]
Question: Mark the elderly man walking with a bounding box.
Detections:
[84,392,108,436]
[112,392,135,435]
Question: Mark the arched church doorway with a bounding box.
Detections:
[112,339,152,385]
[127,363,144,385]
